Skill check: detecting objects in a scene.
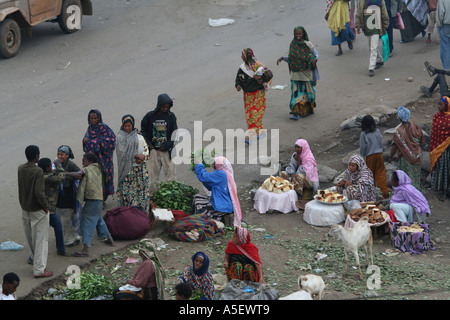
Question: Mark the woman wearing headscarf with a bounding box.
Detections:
[193,156,242,226]
[235,48,273,142]
[177,252,215,300]
[224,226,264,283]
[55,145,83,247]
[360,115,389,198]
[114,238,165,300]
[115,114,150,212]
[83,109,116,206]
[280,139,319,198]
[389,106,425,191]
[430,97,450,200]
[325,0,355,56]
[336,154,377,202]
[389,170,431,222]
[277,26,319,120]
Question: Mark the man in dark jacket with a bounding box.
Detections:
[141,93,178,192]
[18,145,53,278]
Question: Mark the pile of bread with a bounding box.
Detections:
[349,204,385,224]
[261,176,294,193]
[397,223,424,233]
[315,189,346,204]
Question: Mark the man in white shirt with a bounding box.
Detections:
[1,273,20,300]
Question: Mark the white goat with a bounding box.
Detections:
[298,274,325,300]
[279,290,313,300]
[327,217,373,280]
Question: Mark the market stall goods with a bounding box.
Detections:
[261,176,294,193]
[349,206,385,225]
[314,189,347,204]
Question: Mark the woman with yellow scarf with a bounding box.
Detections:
[325,0,355,56]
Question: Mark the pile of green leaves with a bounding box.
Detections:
[190,148,216,172]
[151,180,198,214]
[64,272,115,300]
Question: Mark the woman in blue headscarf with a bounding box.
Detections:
[176,252,215,300]
[389,106,424,190]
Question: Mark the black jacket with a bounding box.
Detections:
[140,93,178,153]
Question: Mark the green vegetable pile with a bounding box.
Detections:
[190,148,216,172]
[151,180,198,214]
[64,272,115,300]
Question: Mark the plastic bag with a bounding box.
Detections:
[381,33,390,63]
[208,18,235,27]
[1,241,24,251]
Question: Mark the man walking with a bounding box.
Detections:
[437,0,450,69]
[18,145,53,278]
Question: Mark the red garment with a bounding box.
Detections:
[225,228,262,281]
[127,259,157,289]
[386,210,398,223]
[430,111,450,171]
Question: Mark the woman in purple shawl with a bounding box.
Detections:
[83,109,116,205]
[390,170,431,222]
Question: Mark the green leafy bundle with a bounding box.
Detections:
[64,272,115,300]
[151,180,198,214]
[190,148,216,172]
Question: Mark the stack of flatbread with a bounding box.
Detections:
[397,223,424,233]
[261,176,294,194]
[349,204,385,224]
[315,189,346,204]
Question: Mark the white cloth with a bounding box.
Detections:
[303,200,346,226]
[253,188,299,214]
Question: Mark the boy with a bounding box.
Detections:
[37,157,68,256]
[1,273,20,300]
[175,282,192,300]
[355,0,390,77]
[72,153,115,257]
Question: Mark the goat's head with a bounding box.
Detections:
[327,224,341,240]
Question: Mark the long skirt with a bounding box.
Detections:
[113,287,158,300]
[431,148,450,195]
[226,262,257,282]
[244,90,266,136]
[289,80,316,118]
[365,153,389,197]
[331,22,355,45]
[192,194,229,222]
[280,171,313,199]
[116,164,150,213]
[398,156,422,191]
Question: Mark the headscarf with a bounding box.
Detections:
[294,139,319,183]
[393,107,424,165]
[240,48,273,91]
[397,106,411,122]
[430,97,450,171]
[288,26,316,72]
[57,145,74,159]
[225,226,263,282]
[344,154,376,202]
[391,170,431,216]
[214,156,242,227]
[191,252,210,277]
[116,114,139,185]
[138,238,166,299]
[83,109,116,195]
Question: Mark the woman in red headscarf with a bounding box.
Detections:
[224,227,264,283]
[430,97,450,200]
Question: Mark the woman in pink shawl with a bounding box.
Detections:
[193,156,242,227]
[281,139,320,198]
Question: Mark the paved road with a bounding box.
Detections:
[0,0,440,298]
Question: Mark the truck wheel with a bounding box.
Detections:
[58,0,82,34]
[0,19,21,59]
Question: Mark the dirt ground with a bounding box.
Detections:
[21,93,450,301]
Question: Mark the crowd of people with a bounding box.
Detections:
[9,0,450,301]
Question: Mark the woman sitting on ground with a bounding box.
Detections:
[224,226,264,283]
[113,239,162,300]
[378,170,431,223]
[280,139,319,199]
[336,154,376,202]
[176,252,215,300]
[193,156,242,226]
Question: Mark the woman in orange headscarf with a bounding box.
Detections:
[224,226,264,283]
[430,97,450,200]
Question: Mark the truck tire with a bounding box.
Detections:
[57,0,82,34]
[0,19,21,59]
